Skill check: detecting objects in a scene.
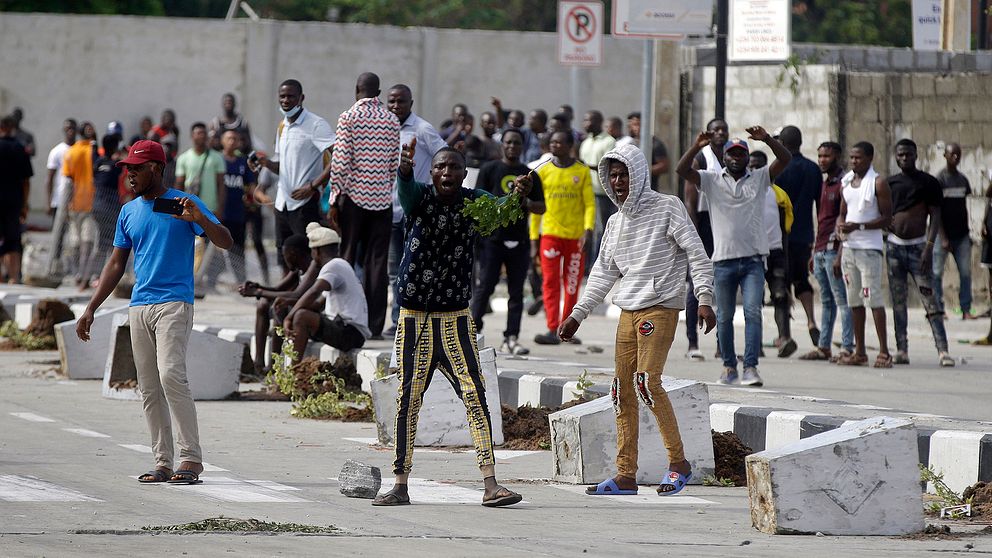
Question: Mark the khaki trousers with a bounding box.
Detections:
[129,301,201,469]
[612,306,686,478]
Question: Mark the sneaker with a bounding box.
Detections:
[741,367,764,387]
[685,348,705,361]
[777,338,798,358]
[534,330,561,345]
[500,336,531,355]
[526,298,543,316]
[938,352,955,367]
[893,351,910,365]
[718,367,739,385]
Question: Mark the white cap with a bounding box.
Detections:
[306,222,340,248]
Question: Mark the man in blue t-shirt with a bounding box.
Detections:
[76,140,232,486]
[205,129,257,286]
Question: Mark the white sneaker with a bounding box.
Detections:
[685,348,705,361]
[741,367,764,387]
[501,336,530,356]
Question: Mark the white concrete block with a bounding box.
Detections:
[764,411,808,451]
[709,403,741,434]
[102,314,241,401]
[13,295,89,329]
[927,430,991,494]
[549,378,715,485]
[746,416,922,536]
[356,349,392,393]
[517,375,545,407]
[55,305,128,379]
[371,347,504,447]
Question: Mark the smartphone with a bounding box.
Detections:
[248,151,259,165]
[152,197,184,216]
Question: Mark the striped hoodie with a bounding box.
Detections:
[569,144,714,323]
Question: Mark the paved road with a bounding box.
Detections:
[0,350,988,557]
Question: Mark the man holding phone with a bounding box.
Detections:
[76,140,233,486]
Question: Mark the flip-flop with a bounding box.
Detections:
[138,469,171,483]
[657,471,692,496]
[585,478,638,496]
[482,488,523,507]
[873,353,893,369]
[808,327,821,347]
[371,491,410,506]
[167,470,203,485]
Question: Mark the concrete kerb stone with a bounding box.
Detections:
[548,377,715,485]
[746,416,923,536]
[102,314,241,401]
[370,346,504,448]
[13,294,90,329]
[55,305,128,380]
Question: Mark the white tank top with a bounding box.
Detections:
[841,177,883,250]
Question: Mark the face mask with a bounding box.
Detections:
[280,104,302,119]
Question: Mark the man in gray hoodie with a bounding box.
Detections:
[559,144,715,496]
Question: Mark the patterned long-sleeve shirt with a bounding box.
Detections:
[329,97,400,211]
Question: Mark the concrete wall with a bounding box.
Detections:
[0,13,646,212]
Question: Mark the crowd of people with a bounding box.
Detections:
[3,70,978,505]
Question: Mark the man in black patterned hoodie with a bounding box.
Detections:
[372,140,530,508]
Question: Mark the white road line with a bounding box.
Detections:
[552,484,716,505]
[118,444,227,471]
[244,480,301,492]
[0,475,103,502]
[494,450,543,460]
[62,428,111,438]
[344,437,381,445]
[9,412,56,423]
[373,478,520,505]
[166,476,308,503]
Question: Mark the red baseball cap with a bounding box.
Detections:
[117,139,166,167]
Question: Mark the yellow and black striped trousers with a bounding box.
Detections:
[392,308,495,475]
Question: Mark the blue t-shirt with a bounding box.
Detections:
[113,189,221,307]
[222,155,255,223]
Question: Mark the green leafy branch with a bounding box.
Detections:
[462,192,525,236]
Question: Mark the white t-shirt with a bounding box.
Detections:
[317,257,371,339]
[273,109,335,212]
[765,187,783,251]
[46,142,71,208]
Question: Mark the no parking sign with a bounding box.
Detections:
[558,1,603,67]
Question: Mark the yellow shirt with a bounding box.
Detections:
[62,140,95,212]
[530,160,595,240]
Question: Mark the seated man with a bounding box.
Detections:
[238,234,317,373]
[283,223,370,362]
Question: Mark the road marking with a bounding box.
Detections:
[343,438,542,460]
[0,475,102,502]
[63,428,111,438]
[166,476,308,503]
[552,484,716,505]
[9,412,56,423]
[244,480,301,492]
[118,444,227,471]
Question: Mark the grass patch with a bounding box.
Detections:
[142,516,337,533]
[0,320,57,350]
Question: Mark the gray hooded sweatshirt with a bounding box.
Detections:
[569,144,714,323]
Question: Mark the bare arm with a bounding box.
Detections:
[76,248,130,341]
[285,278,331,324]
[263,260,319,300]
[676,131,712,186]
[745,126,791,180]
[215,172,226,217]
[651,156,670,177]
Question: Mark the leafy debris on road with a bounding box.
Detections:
[142,516,337,533]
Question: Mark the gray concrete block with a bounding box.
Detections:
[549,378,715,485]
[338,459,381,499]
[746,416,922,536]
[371,347,504,447]
[55,305,128,380]
[102,314,240,401]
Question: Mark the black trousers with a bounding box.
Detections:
[471,238,531,338]
[274,197,321,271]
[338,196,391,336]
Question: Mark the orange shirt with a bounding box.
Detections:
[62,140,95,212]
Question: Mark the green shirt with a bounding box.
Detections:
[175,148,226,212]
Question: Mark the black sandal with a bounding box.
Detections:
[138,469,171,483]
[371,491,410,506]
[167,470,203,484]
[482,487,522,507]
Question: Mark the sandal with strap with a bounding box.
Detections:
[838,353,868,366]
[873,353,893,369]
[482,487,523,507]
[167,470,203,484]
[799,347,831,361]
[138,469,172,483]
[657,470,692,496]
[829,349,852,364]
[371,491,410,506]
[586,478,638,496]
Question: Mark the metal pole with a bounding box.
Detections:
[980,0,989,49]
[715,0,728,119]
[640,39,654,162]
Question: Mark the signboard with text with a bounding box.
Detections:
[558,1,604,66]
[728,0,791,62]
[611,0,709,39]
[912,0,942,50]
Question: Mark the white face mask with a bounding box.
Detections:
[280,104,302,119]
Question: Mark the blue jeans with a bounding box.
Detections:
[812,250,854,352]
[886,242,949,353]
[713,256,765,369]
[932,236,972,314]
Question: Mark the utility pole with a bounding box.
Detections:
[715,0,729,119]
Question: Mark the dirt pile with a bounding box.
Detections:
[25,299,74,338]
[963,482,992,521]
[293,355,363,395]
[500,398,588,451]
[712,430,752,486]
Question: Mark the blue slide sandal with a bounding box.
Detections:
[586,478,639,496]
[657,471,692,496]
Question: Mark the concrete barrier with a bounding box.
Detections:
[746,416,922,536]
[13,294,90,329]
[54,305,128,379]
[371,346,504,447]
[549,378,715,485]
[102,314,241,401]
